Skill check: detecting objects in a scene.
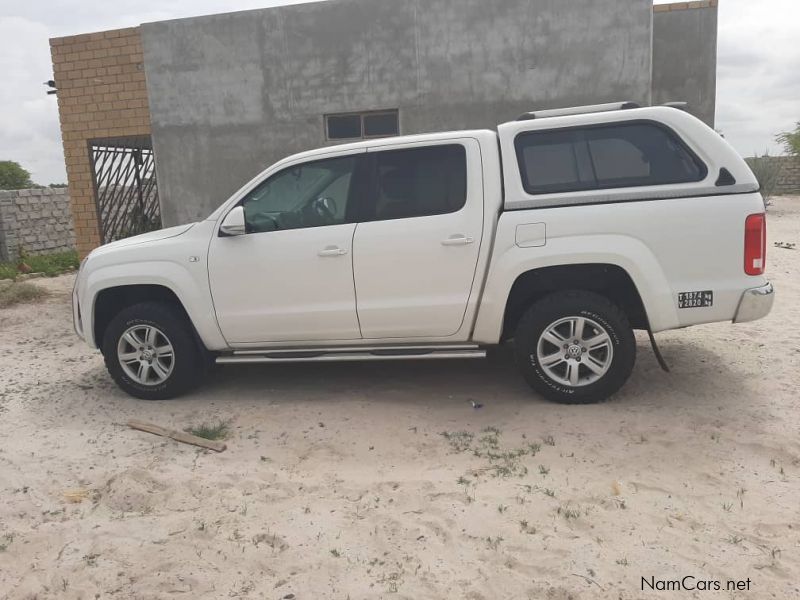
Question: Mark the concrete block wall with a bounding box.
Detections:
[771,156,800,194]
[49,27,151,257]
[0,188,76,263]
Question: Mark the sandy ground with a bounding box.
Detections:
[0,197,798,600]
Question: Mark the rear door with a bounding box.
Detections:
[352,139,484,339]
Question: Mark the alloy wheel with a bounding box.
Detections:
[117,325,175,386]
[536,316,613,387]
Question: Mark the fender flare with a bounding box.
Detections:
[472,234,680,343]
[83,261,228,350]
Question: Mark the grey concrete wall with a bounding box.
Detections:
[652,4,718,127]
[0,188,76,262]
[142,0,653,226]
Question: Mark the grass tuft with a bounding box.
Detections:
[0,282,48,308]
[727,534,744,545]
[25,251,80,276]
[186,421,229,440]
[557,504,581,520]
[485,536,503,551]
[0,250,79,280]
[440,430,474,452]
[519,520,536,534]
[0,264,15,280]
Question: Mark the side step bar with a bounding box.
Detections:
[216,346,487,364]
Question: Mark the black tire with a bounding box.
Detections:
[102,301,203,400]
[513,291,636,404]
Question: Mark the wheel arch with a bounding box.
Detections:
[80,257,229,351]
[500,263,649,342]
[95,285,179,346]
[92,284,212,361]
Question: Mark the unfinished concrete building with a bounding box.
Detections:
[49,0,718,255]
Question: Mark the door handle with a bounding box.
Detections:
[318,245,348,257]
[441,234,474,246]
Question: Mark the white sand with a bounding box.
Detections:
[0,197,798,599]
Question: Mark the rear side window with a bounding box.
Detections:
[367,144,467,221]
[515,122,706,195]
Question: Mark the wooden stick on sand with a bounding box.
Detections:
[127,419,227,452]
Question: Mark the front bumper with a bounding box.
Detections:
[733,281,774,323]
[72,258,88,341]
[72,277,85,340]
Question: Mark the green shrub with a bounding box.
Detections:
[0,264,16,280]
[776,122,800,157]
[25,250,80,276]
[0,250,79,280]
[745,154,782,202]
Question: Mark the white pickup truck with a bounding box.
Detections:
[73,102,774,403]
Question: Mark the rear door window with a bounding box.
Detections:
[515,122,706,195]
[365,145,467,221]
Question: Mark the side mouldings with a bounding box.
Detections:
[503,184,758,211]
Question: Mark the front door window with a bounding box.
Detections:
[241,156,357,233]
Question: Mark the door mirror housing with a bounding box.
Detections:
[220,206,246,236]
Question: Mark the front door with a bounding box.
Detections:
[208,152,366,344]
[352,140,484,338]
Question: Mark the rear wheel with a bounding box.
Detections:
[514,291,636,404]
[102,302,203,400]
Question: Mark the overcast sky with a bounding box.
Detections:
[0,0,797,184]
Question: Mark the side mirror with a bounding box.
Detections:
[220,206,246,236]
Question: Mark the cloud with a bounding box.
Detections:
[713,0,800,156]
[0,16,65,184]
[1,0,798,185]
[0,0,315,185]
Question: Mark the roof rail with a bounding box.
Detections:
[661,101,689,111]
[516,101,640,121]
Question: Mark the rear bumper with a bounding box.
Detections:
[733,282,774,323]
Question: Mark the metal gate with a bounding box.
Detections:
[89,135,161,243]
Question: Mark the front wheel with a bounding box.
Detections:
[102,302,203,400]
[514,291,636,404]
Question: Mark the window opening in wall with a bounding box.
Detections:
[326,110,399,141]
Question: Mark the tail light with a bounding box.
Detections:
[744,213,766,275]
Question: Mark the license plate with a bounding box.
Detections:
[678,290,713,308]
